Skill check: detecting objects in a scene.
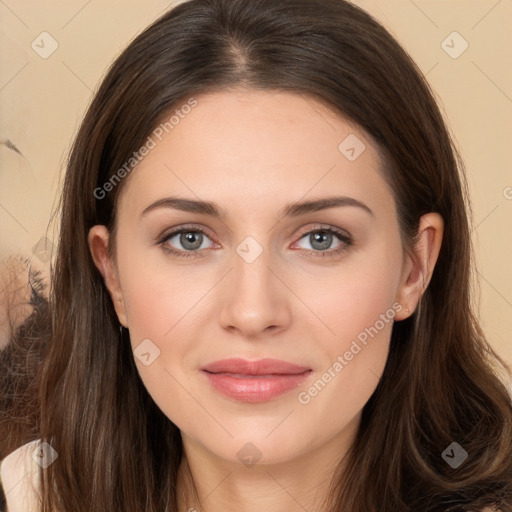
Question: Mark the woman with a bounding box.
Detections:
[1,0,511,510]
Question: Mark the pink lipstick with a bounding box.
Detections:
[201,358,312,403]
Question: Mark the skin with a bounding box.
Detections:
[89,89,443,512]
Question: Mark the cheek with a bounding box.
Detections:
[295,234,403,350]
[294,298,397,435]
[115,244,222,410]
[117,238,208,343]
[293,240,402,414]
[116,252,205,427]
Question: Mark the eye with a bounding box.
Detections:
[157,223,353,259]
[292,225,353,258]
[158,226,216,259]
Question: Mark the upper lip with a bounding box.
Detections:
[201,358,311,375]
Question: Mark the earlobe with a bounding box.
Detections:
[87,225,129,327]
[395,213,444,321]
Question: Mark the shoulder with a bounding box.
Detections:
[0,440,42,512]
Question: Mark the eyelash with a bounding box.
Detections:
[157,224,353,260]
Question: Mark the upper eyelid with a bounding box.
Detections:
[295,224,351,239]
[159,224,215,243]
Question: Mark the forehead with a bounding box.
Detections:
[116,89,393,222]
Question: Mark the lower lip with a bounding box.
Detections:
[202,370,312,403]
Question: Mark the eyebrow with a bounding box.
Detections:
[140,195,374,219]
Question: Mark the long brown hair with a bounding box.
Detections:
[38,0,512,510]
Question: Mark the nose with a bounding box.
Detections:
[218,246,292,339]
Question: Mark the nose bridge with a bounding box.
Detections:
[218,234,290,336]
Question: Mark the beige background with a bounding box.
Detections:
[0,1,511,365]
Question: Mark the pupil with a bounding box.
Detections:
[312,231,331,250]
[182,231,202,250]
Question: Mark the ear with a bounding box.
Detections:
[394,213,444,321]
[88,225,128,327]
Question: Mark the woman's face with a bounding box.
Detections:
[91,89,416,466]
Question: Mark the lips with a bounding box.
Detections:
[200,358,312,403]
[200,358,311,376]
